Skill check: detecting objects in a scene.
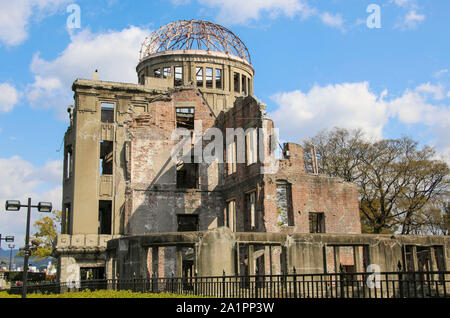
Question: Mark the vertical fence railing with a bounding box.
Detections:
[7,271,450,298]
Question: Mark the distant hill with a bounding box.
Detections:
[0,248,53,269]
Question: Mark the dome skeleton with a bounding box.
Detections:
[140,20,252,64]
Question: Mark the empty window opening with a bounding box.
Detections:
[248,78,251,94]
[277,181,294,226]
[62,203,71,234]
[177,214,199,232]
[101,103,114,123]
[174,66,183,86]
[98,200,112,235]
[100,141,113,175]
[65,146,73,179]
[234,72,240,93]
[205,68,213,88]
[163,67,171,78]
[225,200,236,231]
[309,212,325,233]
[215,69,222,89]
[154,68,162,78]
[242,75,247,95]
[246,128,258,165]
[176,157,199,189]
[245,191,257,231]
[196,67,203,87]
[176,107,195,130]
[81,267,105,280]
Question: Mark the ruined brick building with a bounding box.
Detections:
[54,20,449,283]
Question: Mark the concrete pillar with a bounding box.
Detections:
[197,227,234,276]
[334,246,341,273]
[248,245,255,275]
[139,246,150,279]
[353,246,361,272]
[176,247,183,277]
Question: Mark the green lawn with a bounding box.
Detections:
[0,290,202,298]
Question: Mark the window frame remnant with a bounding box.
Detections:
[246,128,258,165]
[196,67,203,87]
[215,68,222,89]
[163,67,171,78]
[245,191,257,230]
[309,212,325,233]
[225,200,236,231]
[205,67,213,88]
[227,140,237,175]
[174,66,183,86]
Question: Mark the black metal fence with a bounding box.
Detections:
[9,270,450,298]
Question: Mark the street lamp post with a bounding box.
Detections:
[8,244,15,272]
[0,234,15,248]
[5,198,52,299]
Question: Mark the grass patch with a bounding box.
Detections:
[0,290,203,298]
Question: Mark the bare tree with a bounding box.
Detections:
[304,128,450,234]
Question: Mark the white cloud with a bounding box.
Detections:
[395,9,425,30]
[391,0,412,8]
[270,82,450,158]
[415,83,445,100]
[0,83,19,112]
[27,26,150,119]
[319,12,345,30]
[270,82,388,140]
[0,0,71,46]
[0,156,62,246]
[433,69,449,78]
[196,0,316,25]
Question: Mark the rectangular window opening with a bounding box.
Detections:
[215,69,222,89]
[245,191,257,231]
[277,181,294,227]
[154,68,162,78]
[177,214,199,232]
[205,67,213,88]
[101,103,114,123]
[98,200,112,235]
[63,203,71,234]
[196,67,203,87]
[163,67,171,78]
[242,75,247,95]
[176,107,195,130]
[65,146,73,179]
[234,72,240,93]
[100,140,113,175]
[309,212,325,233]
[174,66,183,86]
[176,154,199,189]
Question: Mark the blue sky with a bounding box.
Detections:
[0,0,449,247]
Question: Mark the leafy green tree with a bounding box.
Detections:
[16,211,61,261]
